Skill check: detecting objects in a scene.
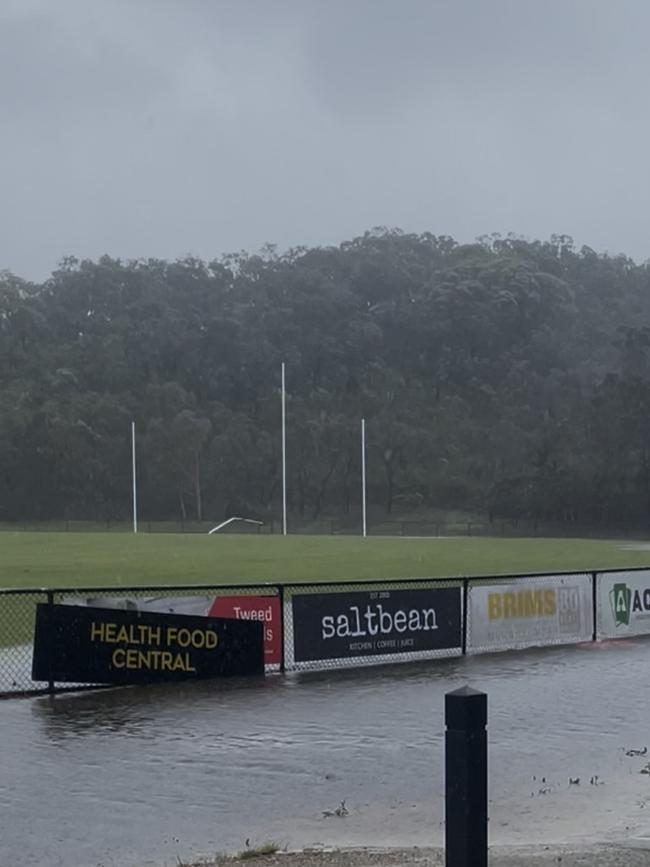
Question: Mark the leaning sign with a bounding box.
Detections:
[32,604,264,685]
[468,574,593,652]
[62,593,282,667]
[597,570,650,638]
[289,584,462,666]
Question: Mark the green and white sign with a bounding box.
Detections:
[598,571,650,637]
[610,582,632,627]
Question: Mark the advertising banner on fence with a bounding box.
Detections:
[64,593,281,665]
[597,570,650,638]
[32,604,264,684]
[208,596,281,665]
[291,585,461,663]
[468,575,593,651]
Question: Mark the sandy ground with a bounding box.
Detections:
[187,843,650,867]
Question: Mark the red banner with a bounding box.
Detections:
[208,595,281,665]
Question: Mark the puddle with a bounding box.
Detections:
[2,642,650,866]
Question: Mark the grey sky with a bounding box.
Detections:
[2,0,649,280]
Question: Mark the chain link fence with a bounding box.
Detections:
[0,584,280,696]
[0,590,50,694]
[4,568,650,697]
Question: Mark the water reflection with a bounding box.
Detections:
[3,642,650,867]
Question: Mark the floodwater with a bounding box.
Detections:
[3,641,650,867]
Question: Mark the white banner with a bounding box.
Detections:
[62,595,213,616]
[597,570,650,638]
[468,574,593,652]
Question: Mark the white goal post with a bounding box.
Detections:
[207,517,264,534]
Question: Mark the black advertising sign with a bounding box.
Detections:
[291,585,461,663]
[32,604,264,685]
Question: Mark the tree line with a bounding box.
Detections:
[2,228,650,529]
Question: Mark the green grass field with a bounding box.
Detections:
[1,531,650,590]
[1,532,650,655]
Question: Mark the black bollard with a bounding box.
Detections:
[445,686,487,867]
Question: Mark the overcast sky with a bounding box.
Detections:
[2,0,650,280]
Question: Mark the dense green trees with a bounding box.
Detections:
[2,229,650,529]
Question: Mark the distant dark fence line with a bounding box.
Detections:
[0,517,647,539]
[1,565,650,698]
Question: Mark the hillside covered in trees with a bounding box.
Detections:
[2,229,650,530]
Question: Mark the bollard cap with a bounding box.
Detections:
[445,686,487,731]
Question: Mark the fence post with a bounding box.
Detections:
[445,686,487,867]
[278,585,286,673]
[461,579,469,655]
[46,590,55,695]
[592,572,598,642]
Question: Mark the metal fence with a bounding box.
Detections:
[2,517,648,538]
[1,566,649,698]
[0,588,49,695]
[0,583,280,696]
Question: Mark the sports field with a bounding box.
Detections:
[1,531,649,590]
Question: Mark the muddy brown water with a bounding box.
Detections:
[3,641,650,867]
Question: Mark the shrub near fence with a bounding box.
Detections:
[2,567,650,697]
